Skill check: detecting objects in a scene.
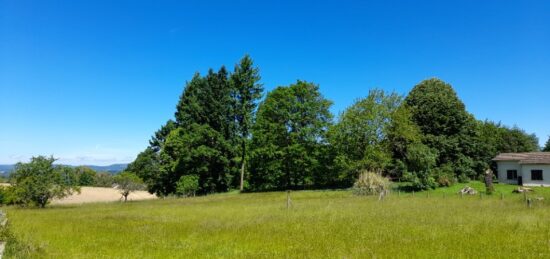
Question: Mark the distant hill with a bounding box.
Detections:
[0,164,14,174]
[84,164,128,173]
[0,163,128,174]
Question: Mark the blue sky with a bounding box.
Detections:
[1,0,549,165]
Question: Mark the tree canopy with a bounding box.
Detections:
[11,156,80,208]
[126,57,542,194]
[249,81,332,190]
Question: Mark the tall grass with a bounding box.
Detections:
[4,183,550,258]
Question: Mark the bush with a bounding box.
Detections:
[402,170,437,191]
[176,175,199,197]
[0,186,18,205]
[352,171,390,196]
[435,164,456,187]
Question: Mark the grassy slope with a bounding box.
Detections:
[5,182,550,258]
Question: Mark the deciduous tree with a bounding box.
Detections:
[11,156,80,208]
[249,81,332,190]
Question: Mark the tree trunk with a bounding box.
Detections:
[239,140,246,191]
[124,194,128,202]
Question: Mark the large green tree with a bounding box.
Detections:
[405,78,477,179]
[160,67,238,195]
[230,55,263,191]
[329,90,404,182]
[11,156,80,208]
[249,81,332,190]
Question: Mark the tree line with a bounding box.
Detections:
[126,55,543,195]
[0,158,142,207]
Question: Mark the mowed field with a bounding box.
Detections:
[4,183,550,258]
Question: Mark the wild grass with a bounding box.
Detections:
[4,182,550,258]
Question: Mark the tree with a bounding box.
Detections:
[94,172,115,187]
[10,156,80,208]
[74,166,97,186]
[163,124,235,194]
[176,175,199,197]
[126,147,162,194]
[160,67,238,195]
[329,89,406,183]
[249,81,332,190]
[230,55,263,191]
[544,137,550,152]
[149,120,177,152]
[114,172,144,202]
[405,78,476,179]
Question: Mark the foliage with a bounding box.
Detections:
[175,175,199,197]
[249,81,333,190]
[127,57,543,196]
[230,55,263,191]
[93,172,115,187]
[113,172,144,202]
[542,136,550,152]
[0,186,18,205]
[329,89,404,183]
[74,166,97,186]
[10,156,80,208]
[351,171,390,196]
[405,78,469,163]
[163,124,235,194]
[125,147,162,194]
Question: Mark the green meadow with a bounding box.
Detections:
[4,182,550,258]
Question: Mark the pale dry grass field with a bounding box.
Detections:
[52,187,157,205]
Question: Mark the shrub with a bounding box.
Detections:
[352,171,390,196]
[435,164,456,187]
[176,175,199,197]
[402,170,437,191]
[0,186,18,205]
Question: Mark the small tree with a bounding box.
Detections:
[11,156,80,208]
[114,172,144,202]
[176,175,199,197]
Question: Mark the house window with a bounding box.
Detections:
[531,170,543,181]
[507,170,518,180]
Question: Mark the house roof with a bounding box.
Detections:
[493,152,550,164]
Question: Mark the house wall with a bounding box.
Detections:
[496,161,521,184]
[521,164,550,187]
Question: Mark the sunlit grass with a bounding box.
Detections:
[4,182,550,258]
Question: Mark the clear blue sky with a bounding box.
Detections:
[1,0,549,165]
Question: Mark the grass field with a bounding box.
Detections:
[4,182,550,258]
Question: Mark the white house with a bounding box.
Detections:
[493,152,550,187]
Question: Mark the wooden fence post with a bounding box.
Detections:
[286,190,292,209]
